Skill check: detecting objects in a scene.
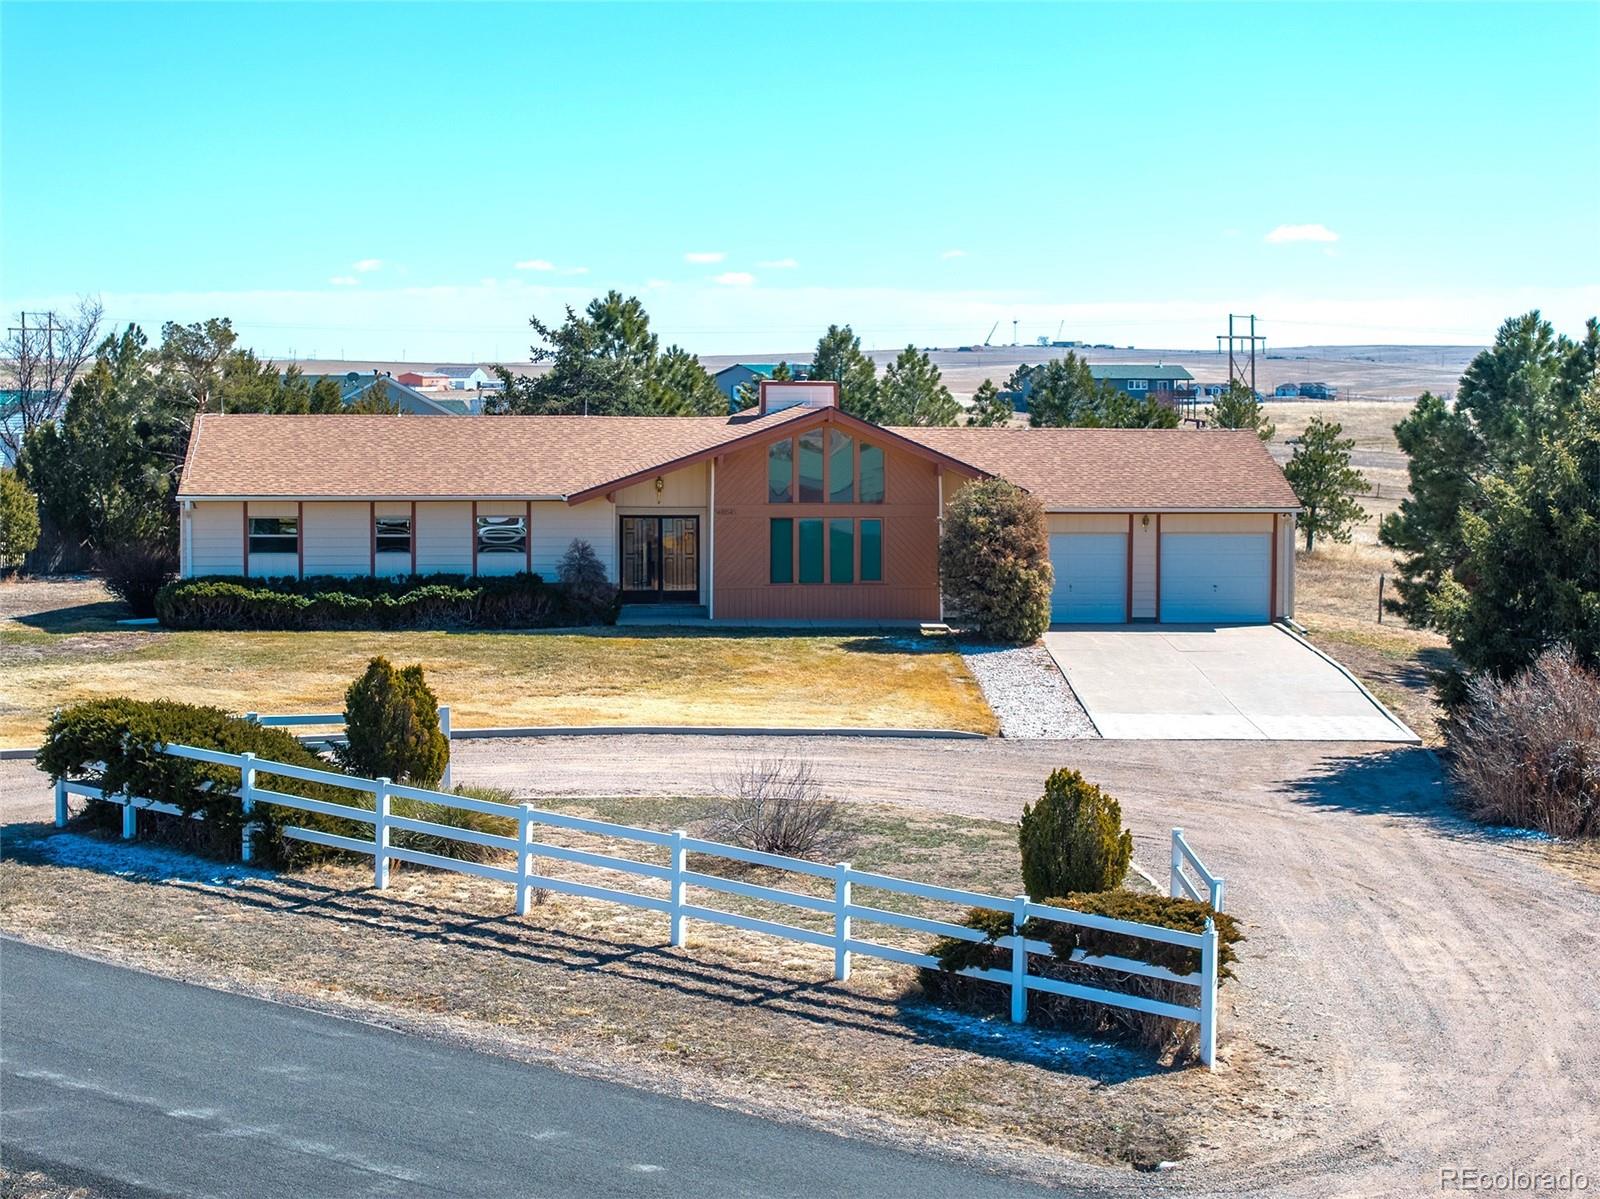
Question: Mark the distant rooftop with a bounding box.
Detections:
[1089,364,1194,382]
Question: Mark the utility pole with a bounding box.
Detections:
[1215,313,1266,395]
[1012,319,1019,346]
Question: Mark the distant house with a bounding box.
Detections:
[397,370,451,389]
[1088,364,1195,397]
[1274,383,1301,398]
[711,363,812,404]
[434,366,495,391]
[1296,381,1337,400]
[300,372,463,416]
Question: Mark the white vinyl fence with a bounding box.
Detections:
[243,707,453,790]
[53,743,1227,1067]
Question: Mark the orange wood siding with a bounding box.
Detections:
[712,434,942,620]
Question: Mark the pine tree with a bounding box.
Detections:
[1207,381,1275,440]
[876,346,959,426]
[965,379,1013,426]
[808,324,879,420]
[1284,417,1368,551]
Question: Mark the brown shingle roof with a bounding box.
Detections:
[177,412,1298,511]
[893,426,1299,511]
[177,409,815,499]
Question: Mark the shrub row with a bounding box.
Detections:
[37,698,371,868]
[922,892,1244,1063]
[155,571,616,631]
[38,697,518,870]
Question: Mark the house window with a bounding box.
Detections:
[476,515,527,555]
[374,514,411,555]
[767,438,792,503]
[1127,379,1148,391]
[859,443,885,503]
[797,518,824,584]
[860,519,883,582]
[828,430,854,503]
[248,516,297,555]
[798,429,825,503]
[828,519,854,584]
[769,518,793,584]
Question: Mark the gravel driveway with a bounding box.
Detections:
[445,735,1598,1197]
[5,736,1595,1197]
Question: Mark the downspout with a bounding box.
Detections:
[936,467,944,621]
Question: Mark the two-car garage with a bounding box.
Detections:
[1047,513,1291,626]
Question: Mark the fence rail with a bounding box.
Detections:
[1171,827,1226,912]
[52,743,1227,1067]
[244,707,453,789]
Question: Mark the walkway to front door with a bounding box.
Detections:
[620,515,700,603]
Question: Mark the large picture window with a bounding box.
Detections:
[860,519,883,582]
[248,516,298,555]
[374,514,411,555]
[828,430,854,503]
[767,439,792,503]
[859,443,885,503]
[476,515,527,555]
[797,518,824,584]
[769,518,793,583]
[798,429,825,503]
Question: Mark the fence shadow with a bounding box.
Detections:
[8,826,1167,1085]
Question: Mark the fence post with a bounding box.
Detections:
[1211,875,1226,915]
[1199,917,1219,1070]
[239,751,257,863]
[54,780,67,828]
[1170,828,1184,899]
[669,829,687,947]
[833,862,852,982]
[517,804,536,917]
[121,793,137,840]
[373,777,392,889]
[438,706,452,791]
[244,712,259,725]
[1009,894,1028,1024]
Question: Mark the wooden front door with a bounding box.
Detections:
[620,516,699,602]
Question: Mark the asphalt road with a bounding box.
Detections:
[0,940,1066,1199]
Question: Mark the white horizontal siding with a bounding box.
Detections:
[532,499,617,582]
[189,502,244,577]
[302,502,369,577]
[415,502,472,574]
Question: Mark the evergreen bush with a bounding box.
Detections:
[339,657,450,788]
[938,478,1052,642]
[1018,768,1133,898]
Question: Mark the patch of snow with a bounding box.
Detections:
[958,640,1097,739]
[902,1001,1137,1070]
[24,830,270,887]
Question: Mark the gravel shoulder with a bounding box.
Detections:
[958,641,1096,739]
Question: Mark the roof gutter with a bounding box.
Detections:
[178,494,570,503]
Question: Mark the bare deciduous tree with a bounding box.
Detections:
[1,297,105,461]
[707,757,850,861]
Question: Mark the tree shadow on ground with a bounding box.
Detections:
[11,601,133,635]
[6,825,1169,1085]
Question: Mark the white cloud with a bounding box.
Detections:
[940,249,967,259]
[684,251,726,264]
[757,258,798,269]
[560,265,590,276]
[712,271,755,286]
[328,275,359,287]
[1265,223,1339,244]
[353,258,383,273]
[514,259,556,271]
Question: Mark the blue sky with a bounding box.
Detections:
[4,1,1597,360]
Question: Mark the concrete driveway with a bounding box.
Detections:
[1043,624,1418,741]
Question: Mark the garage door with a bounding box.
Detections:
[1049,533,1127,623]
[1160,533,1270,623]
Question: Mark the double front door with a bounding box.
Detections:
[620,515,700,602]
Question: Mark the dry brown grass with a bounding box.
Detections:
[0,797,1298,1175]
[1262,399,1414,452]
[0,578,995,746]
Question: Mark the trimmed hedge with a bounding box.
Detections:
[921,892,1244,1062]
[37,698,371,868]
[155,570,618,631]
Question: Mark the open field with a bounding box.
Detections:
[0,798,1269,1179]
[0,579,994,747]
